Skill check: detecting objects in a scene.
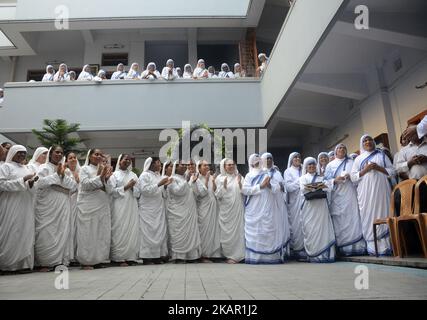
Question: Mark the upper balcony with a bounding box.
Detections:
[0,78,263,132]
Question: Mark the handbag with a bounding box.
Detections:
[304,188,327,201]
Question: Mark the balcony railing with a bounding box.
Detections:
[0,78,263,132]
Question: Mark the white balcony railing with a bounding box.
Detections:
[0,79,263,132]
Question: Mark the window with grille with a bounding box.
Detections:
[101,53,128,66]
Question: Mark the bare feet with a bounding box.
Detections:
[201,258,213,263]
[119,262,129,267]
[226,259,238,264]
[39,267,50,272]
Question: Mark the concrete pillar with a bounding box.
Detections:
[376,66,398,153]
[187,28,198,67]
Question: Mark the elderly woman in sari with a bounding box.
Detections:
[215,158,245,263]
[111,63,126,80]
[324,144,366,256]
[218,63,235,78]
[161,59,178,81]
[28,147,48,174]
[42,65,55,82]
[34,146,77,271]
[107,154,139,266]
[193,59,208,79]
[300,157,336,263]
[351,135,394,256]
[141,62,161,80]
[53,63,69,82]
[76,149,112,269]
[125,62,141,80]
[68,71,76,81]
[77,64,94,81]
[176,67,183,78]
[283,152,306,260]
[0,145,38,272]
[242,154,286,264]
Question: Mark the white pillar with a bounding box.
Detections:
[129,41,145,68]
[376,66,398,153]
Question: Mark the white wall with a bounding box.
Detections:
[261,0,344,124]
[16,0,250,20]
[320,56,427,154]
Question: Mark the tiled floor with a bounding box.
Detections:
[0,261,426,300]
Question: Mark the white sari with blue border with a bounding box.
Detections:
[325,157,366,256]
[351,149,394,256]
[299,173,336,263]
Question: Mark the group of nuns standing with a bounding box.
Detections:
[0,133,397,273]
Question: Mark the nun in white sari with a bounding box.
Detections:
[77,64,94,81]
[107,154,139,265]
[64,152,80,262]
[34,146,77,269]
[300,157,336,263]
[0,145,36,271]
[28,146,48,174]
[317,152,329,176]
[261,152,291,258]
[283,152,306,260]
[183,64,193,79]
[76,149,112,268]
[161,59,179,81]
[214,158,245,263]
[53,63,69,82]
[166,161,201,261]
[191,160,221,261]
[218,63,235,78]
[242,154,285,264]
[111,63,126,80]
[324,144,366,256]
[42,65,55,82]
[135,157,169,263]
[140,62,161,80]
[125,62,141,80]
[351,135,394,256]
[193,59,208,79]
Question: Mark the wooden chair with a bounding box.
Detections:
[373,179,417,257]
[398,175,427,258]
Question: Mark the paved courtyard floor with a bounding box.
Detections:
[0,261,426,300]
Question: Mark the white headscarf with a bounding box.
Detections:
[171,160,179,175]
[258,53,268,61]
[162,160,170,176]
[84,149,91,166]
[46,65,54,73]
[360,134,376,153]
[44,146,65,165]
[183,64,193,79]
[176,67,182,78]
[287,152,301,169]
[143,157,153,172]
[220,158,238,176]
[334,143,348,159]
[260,152,274,168]
[219,63,234,78]
[29,147,48,165]
[78,64,93,81]
[248,154,261,174]
[317,152,329,173]
[302,157,317,176]
[5,145,26,164]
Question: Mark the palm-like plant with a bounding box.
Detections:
[32,119,85,154]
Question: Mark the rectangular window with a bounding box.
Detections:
[101,53,128,67]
